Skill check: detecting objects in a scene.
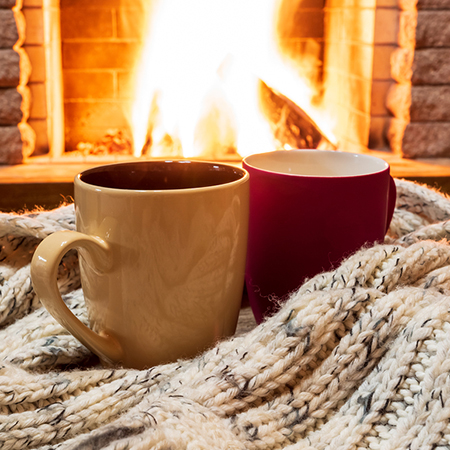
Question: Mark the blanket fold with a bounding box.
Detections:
[1,179,450,449]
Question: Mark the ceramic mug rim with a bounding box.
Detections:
[75,159,249,195]
[243,149,390,179]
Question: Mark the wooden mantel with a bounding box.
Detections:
[1,152,450,182]
[370,152,450,179]
[0,152,450,212]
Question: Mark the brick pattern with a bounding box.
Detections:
[277,0,325,94]
[274,0,407,154]
[386,0,450,157]
[365,0,398,151]
[60,1,147,151]
[321,0,378,151]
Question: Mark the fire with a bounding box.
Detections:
[130,0,336,158]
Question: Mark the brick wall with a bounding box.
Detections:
[270,0,398,153]
[321,0,396,153]
[276,0,325,91]
[386,0,450,157]
[369,0,399,150]
[60,0,147,151]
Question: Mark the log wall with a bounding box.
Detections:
[0,0,35,164]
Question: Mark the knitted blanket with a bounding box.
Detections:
[1,179,450,449]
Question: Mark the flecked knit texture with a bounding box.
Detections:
[1,179,450,449]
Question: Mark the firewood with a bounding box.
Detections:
[259,80,335,150]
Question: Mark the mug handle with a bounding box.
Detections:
[30,230,124,364]
[386,176,397,233]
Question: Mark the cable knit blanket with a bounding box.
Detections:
[1,178,450,449]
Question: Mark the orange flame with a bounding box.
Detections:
[130,0,335,158]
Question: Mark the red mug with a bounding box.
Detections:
[243,150,396,323]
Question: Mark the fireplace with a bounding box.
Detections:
[0,0,449,164]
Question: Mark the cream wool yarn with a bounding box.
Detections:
[1,179,450,449]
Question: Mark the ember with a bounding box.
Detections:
[73,130,133,157]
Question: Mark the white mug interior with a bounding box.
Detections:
[243,150,389,177]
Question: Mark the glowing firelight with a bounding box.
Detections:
[130,0,335,158]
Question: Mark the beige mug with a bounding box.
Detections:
[31,160,249,369]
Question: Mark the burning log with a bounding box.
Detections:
[72,78,334,158]
[258,80,335,150]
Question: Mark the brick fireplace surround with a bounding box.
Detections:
[1,0,450,211]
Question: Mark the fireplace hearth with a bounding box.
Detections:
[2,154,450,213]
